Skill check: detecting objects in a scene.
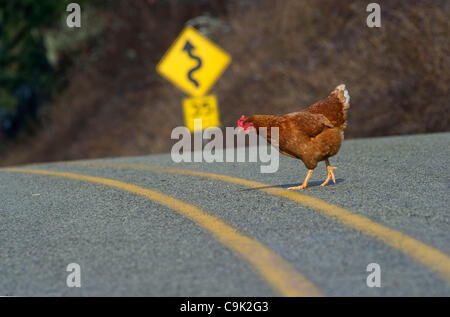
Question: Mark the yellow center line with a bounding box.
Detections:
[70,162,450,283]
[2,167,322,297]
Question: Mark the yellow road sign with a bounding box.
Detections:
[183,95,220,132]
[157,26,231,97]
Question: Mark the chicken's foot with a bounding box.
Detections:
[288,169,313,190]
[321,159,337,187]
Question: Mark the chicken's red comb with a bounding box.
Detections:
[237,115,246,127]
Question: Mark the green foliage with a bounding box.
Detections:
[44,2,108,67]
[0,0,70,114]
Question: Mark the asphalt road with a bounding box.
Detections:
[1,133,449,296]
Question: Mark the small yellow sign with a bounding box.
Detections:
[183,95,220,132]
[157,26,231,97]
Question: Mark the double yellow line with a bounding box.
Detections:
[72,162,450,284]
[4,161,450,296]
[3,167,322,297]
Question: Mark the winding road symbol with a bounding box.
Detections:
[182,40,202,88]
[156,26,230,96]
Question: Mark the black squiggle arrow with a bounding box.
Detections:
[182,40,202,88]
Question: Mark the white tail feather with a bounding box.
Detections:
[333,84,350,109]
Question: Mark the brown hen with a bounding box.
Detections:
[238,84,350,189]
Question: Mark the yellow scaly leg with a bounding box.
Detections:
[288,169,314,190]
[320,159,337,187]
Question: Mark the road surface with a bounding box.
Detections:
[0,133,449,296]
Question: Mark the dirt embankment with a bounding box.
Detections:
[1,0,449,167]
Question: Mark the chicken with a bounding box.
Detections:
[237,84,350,190]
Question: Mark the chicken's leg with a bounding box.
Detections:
[288,169,314,190]
[321,159,337,187]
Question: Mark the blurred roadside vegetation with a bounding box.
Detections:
[0,0,449,166]
[0,0,106,138]
[0,0,66,135]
